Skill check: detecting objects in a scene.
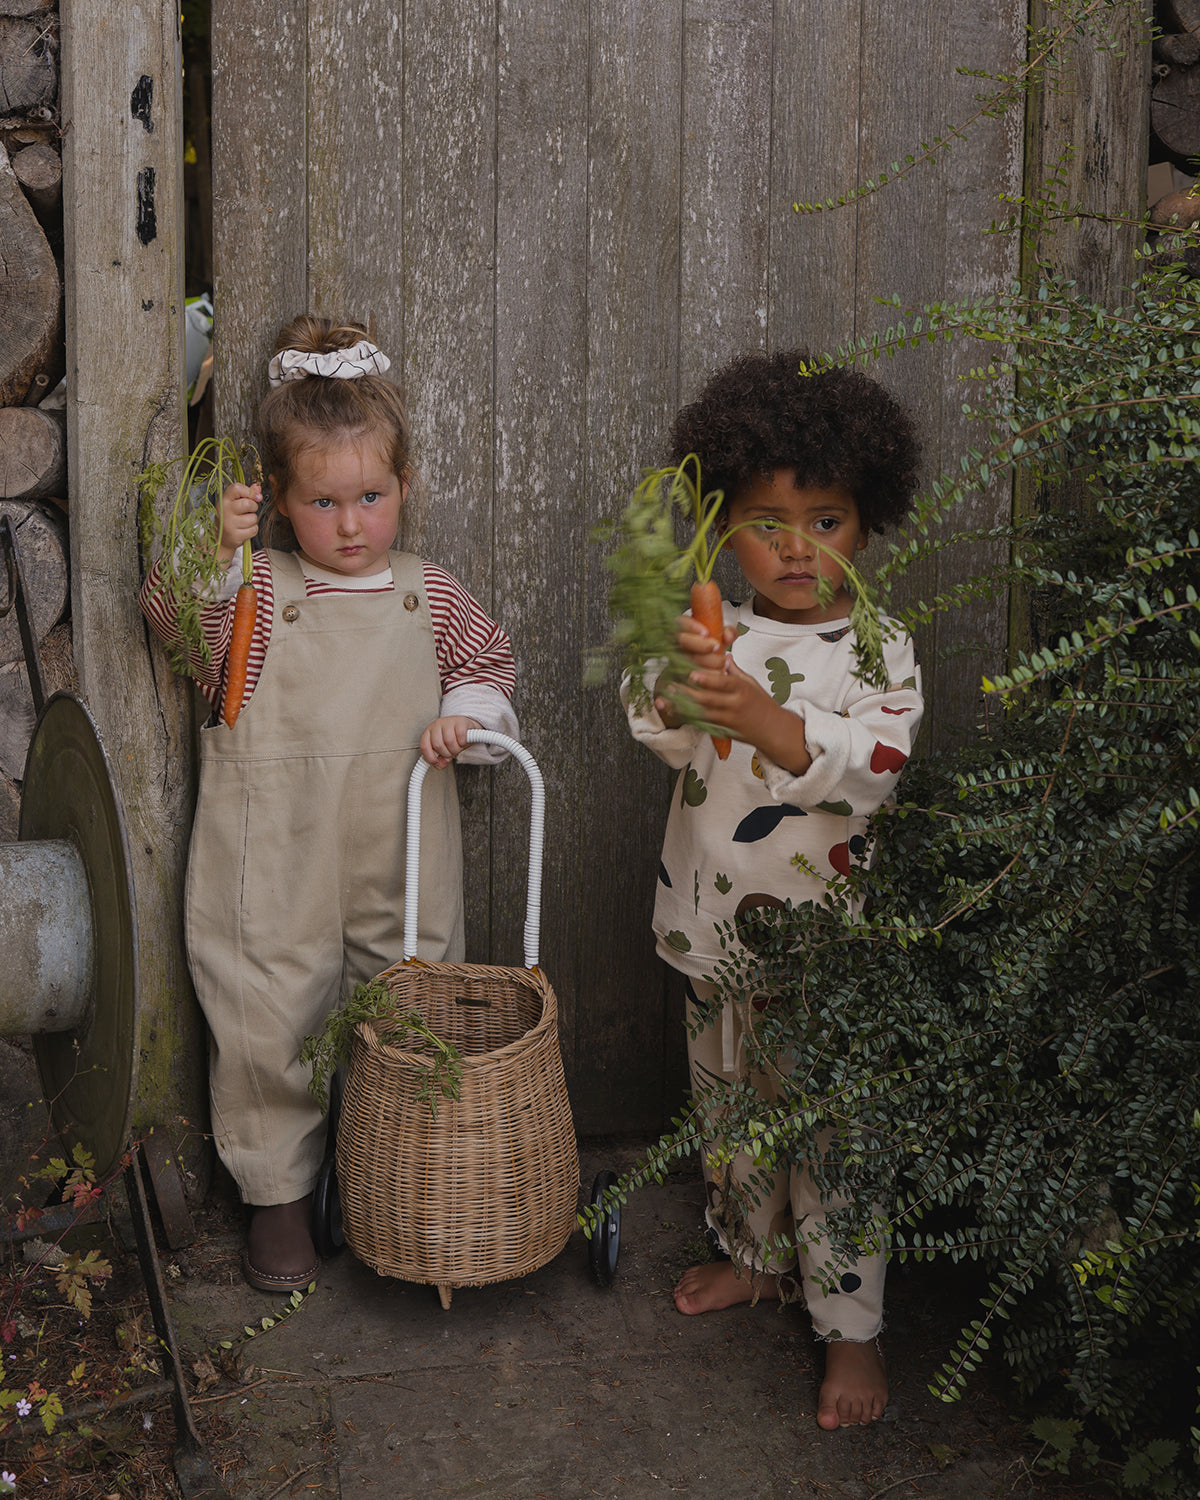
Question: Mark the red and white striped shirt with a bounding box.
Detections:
[140,549,516,731]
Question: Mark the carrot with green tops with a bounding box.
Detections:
[222,538,257,728]
[137,436,261,688]
[591,454,891,728]
[673,456,734,760]
[591,455,735,757]
[687,577,731,759]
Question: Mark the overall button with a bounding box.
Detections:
[403,593,420,612]
[282,604,300,623]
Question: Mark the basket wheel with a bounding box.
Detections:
[437,1283,453,1310]
[588,1169,621,1288]
[311,1074,345,1260]
[312,1153,345,1260]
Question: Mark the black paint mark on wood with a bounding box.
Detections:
[136,168,157,244]
[131,75,154,131]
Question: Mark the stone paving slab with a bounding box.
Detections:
[168,1145,1036,1499]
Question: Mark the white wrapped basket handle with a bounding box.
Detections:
[403,730,544,968]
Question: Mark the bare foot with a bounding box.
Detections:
[673,1260,780,1315]
[816,1338,888,1429]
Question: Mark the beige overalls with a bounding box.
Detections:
[185,549,463,1205]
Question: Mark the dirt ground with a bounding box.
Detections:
[0,1140,1120,1500]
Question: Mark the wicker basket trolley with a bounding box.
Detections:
[319,730,617,1307]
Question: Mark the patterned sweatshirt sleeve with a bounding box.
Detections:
[620,664,702,770]
[758,628,923,814]
[423,564,519,764]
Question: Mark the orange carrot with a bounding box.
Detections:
[689,579,731,760]
[222,542,257,728]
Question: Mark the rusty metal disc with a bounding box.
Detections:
[19,692,139,1178]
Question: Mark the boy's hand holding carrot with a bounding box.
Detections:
[217,482,262,564]
[653,611,732,727]
[658,611,813,777]
[421,715,482,768]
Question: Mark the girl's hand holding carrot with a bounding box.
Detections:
[217,481,262,564]
[653,611,732,727]
[219,480,262,729]
[675,611,735,666]
[136,439,264,726]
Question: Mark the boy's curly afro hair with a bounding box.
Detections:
[669,349,920,533]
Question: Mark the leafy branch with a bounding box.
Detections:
[301,978,463,1120]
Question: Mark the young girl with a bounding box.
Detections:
[623,350,923,1430]
[141,315,518,1293]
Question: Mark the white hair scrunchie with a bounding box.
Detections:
[267,339,391,388]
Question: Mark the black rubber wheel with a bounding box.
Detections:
[588,1169,621,1287]
[312,1073,346,1258]
[326,1071,344,1149]
[312,1152,345,1258]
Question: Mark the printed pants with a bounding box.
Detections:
[685,976,885,1341]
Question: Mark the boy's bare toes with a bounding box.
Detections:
[817,1339,888,1430]
[672,1261,777,1315]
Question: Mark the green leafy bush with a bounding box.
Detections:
[599,262,1200,1495]
[586,2,1199,1485]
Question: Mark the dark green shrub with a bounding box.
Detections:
[600,264,1200,1494]
[590,4,1198,1485]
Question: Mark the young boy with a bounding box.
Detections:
[623,349,923,1429]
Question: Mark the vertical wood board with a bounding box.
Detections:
[768,0,863,355]
[576,0,685,1127]
[210,0,307,446]
[677,0,774,613]
[930,2,1026,746]
[307,0,406,328]
[61,0,208,1174]
[853,0,964,741]
[400,0,499,964]
[845,0,1023,747]
[491,1,590,1076]
[678,0,774,399]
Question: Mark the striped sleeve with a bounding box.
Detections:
[139,550,275,712]
[422,564,516,701]
[139,553,515,717]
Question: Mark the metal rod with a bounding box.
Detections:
[0,514,47,717]
[123,1152,231,1499]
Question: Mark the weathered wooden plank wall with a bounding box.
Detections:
[205,1,1084,1133]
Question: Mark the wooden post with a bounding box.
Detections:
[60,0,210,1189]
[1023,0,1152,293]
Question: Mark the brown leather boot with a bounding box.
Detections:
[242,1196,320,1292]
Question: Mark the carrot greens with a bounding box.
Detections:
[137,435,258,677]
[300,979,463,1120]
[589,456,892,726]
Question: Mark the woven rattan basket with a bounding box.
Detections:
[334,732,580,1305]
